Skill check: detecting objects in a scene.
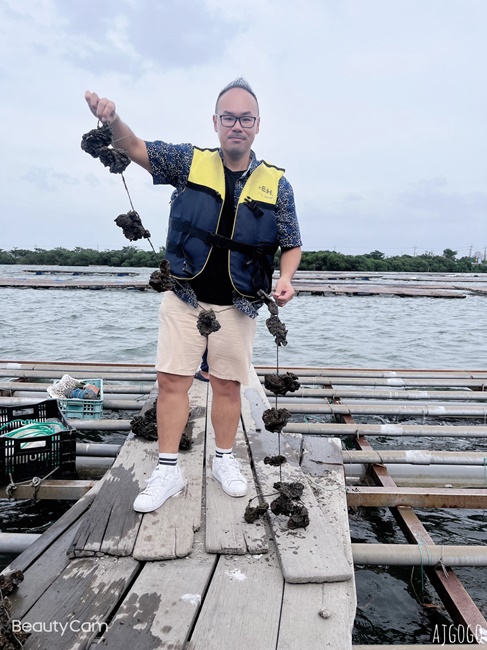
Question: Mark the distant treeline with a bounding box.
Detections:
[1,246,485,273]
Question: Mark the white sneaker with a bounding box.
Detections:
[133,464,185,513]
[212,454,248,497]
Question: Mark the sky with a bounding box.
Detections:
[1,0,486,257]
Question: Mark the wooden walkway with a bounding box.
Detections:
[3,366,356,649]
[3,361,487,647]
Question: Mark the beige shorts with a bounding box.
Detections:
[155,292,257,385]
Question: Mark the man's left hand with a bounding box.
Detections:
[273,279,295,307]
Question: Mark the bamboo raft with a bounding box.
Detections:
[0,361,487,648]
[3,270,487,297]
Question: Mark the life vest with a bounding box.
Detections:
[165,147,285,298]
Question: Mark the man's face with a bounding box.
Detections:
[213,88,260,162]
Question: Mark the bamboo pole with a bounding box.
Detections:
[76,443,121,457]
[76,457,114,478]
[13,391,147,401]
[342,449,487,465]
[255,367,487,378]
[264,387,487,401]
[0,361,154,371]
[0,533,41,554]
[284,423,487,437]
[351,544,487,567]
[0,369,156,381]
[69,419,131,430]
[0,381,152,394]
[345,464,487,487]
[267,376,487,388]
[284,402,487,417]
[0,396,146,410]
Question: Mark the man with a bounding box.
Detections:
[85,78,302,513]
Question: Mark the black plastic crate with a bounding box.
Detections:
[0,400,77,484]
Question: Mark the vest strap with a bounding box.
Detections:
[170,220,276,257]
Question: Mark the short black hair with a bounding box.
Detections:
[215,77,259,113]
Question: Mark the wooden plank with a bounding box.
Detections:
[205,388,268,555]
[277,436,356,649]
[0,479,96,500]
[346,486,487,509]
[10,519,83,619]
[241,370,352,583]
[132,380,208,561]
[94,531,217,649]
[21,556,139,650]
[190,544,283,648]
[278,580,356,650]
[68,438,148,557]
[69,384,159,558]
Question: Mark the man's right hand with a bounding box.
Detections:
[85,91,117,124]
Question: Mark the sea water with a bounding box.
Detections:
[1,265,486,644]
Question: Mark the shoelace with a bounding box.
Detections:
[219,457,243,482]
[142,469,170,494]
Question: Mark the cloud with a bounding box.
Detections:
[2,0,487,256]
[49,0,244,74]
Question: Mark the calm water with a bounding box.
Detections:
[1,265,486,644]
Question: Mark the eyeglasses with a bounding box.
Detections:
[216,114,258,129]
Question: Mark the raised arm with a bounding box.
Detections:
[84,91,151,173]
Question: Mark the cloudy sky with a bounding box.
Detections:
[2,0,486,257]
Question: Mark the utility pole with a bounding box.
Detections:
[469,244,473,258]
[413,245,416,257]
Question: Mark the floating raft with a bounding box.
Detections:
[2,361,487,647]
[3,270,487,297]
[23,269,138,276]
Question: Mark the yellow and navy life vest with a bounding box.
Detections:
[165,147,285,298]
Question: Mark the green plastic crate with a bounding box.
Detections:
[58,378,104,420]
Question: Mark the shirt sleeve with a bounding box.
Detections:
[275,175,302,249]
[145,141,194,190]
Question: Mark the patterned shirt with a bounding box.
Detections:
[146,141,302,317]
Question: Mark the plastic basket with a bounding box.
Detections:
[58,378,104,420]
[0,399,76,484]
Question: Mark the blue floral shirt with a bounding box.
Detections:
[146,141,302,317]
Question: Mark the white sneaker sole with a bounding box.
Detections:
[133,480,185,513]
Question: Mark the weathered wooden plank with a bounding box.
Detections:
[21,556,139,650]
[69,384,159,558]
[278,580,356,650]
[346,486,487,509]
[283,435,356,648]
[205,389,268,555]
[132,380,208,561]
[68,438,148,557]
[241,370,353,583]
[10,519,83,619]
[94,532,217,649]
[190,545,283,648]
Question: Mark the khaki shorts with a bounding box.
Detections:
[155,292,257,385]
